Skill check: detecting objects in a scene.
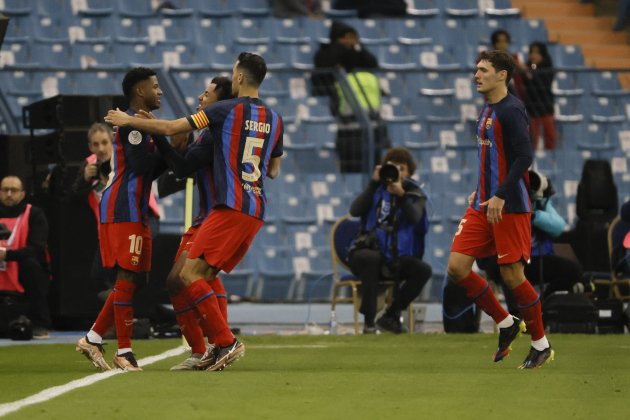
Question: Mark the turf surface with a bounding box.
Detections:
[1,334,628,419]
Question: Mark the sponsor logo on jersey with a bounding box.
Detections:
[477,136,492,147]
[241,182,263,196]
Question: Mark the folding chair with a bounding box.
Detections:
[592,216,630,301]
[329,214,415,335]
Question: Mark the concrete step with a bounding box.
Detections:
[512,1,594,17]
[544,16,616,31]
[549,29,628,45]
[581,44,630,58]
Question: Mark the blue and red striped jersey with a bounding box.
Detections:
[187,97,284,220]
[100,109,163,224]
[189,129,215,227]
[473,94,533,214]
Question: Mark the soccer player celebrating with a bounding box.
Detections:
[446,50,553,369]
[159,76,234,371]
[105,52,283,371]
[76,67,166,372]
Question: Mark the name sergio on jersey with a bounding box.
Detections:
[245,119,271,134]
[477,136,492,147]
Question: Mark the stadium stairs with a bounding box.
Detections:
[512,0,630,88]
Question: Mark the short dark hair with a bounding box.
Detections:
[478,50,515,85]
[382,147,417,176]
[491,29,511,47]
[236,52,267,88]
[211,76,234,101]
[1,175,25,191]
[122,67,157,99]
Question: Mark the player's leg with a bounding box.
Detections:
[495,213,553,368]
[448,208,512,328]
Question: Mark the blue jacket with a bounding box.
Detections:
[531,198,566,257]
[351,178,428,262]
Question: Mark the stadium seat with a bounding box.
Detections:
[73,0,114,17]
[375,44,418,71]
[255,247,296,301]
[2,14,34,42]
[72,42,123,70]
[116,0,157,17]
[590,71,627,96]
[0,0,34,16]
[552,71,585,97]
[192,0,237,17]
[272,17,312,44]
[406,0,441,17]
[548,44,585,71]
[444,0,479,18]
[236,0,271,17]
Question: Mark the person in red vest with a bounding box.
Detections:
[0,175,51,339]
[73,123,160,301]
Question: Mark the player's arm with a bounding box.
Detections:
[267,156,281,179]
[105,109,193,136]
[493,108,533,200]
[152,135,208,179]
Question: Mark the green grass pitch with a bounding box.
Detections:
[1,334,628,419]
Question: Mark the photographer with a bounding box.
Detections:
[348,147,432,333]
[481,170,584,314]
[0,175,51,339]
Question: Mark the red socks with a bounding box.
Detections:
[171,290,206,355]
[92,289,115,337]
[511,281,545,340]
[113,279,136,350]
[185,279,233,347]
[457,271,509,324]
[209,277,228,321]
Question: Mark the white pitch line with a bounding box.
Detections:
[0,346,187,418]
[247,345,329,349]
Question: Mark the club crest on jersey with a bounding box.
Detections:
[128,130,142,145]
[131,255,139,265]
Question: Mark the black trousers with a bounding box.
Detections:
[348,248,432,325]
[17,257,51,328]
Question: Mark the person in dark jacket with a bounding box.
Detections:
[312,20,379,98]
[522,42,556,150]
[0,175,51,338]
[348,147,432,334]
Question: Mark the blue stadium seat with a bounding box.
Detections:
[233,17,273,45]
[508,19,548,47]
[413,96,460,123]
[255,247,296,301]
[192,0,237,17]
[236,0,271,17]
[114,16,150,43]
[552,71,585,97]
[0,0,34,16]
[114,43,162,67]
[300,119,337,149]
[33,14,72,43]
[410,44,463,71]
[31,42,73,69]
[251,223,288,248]
[35,0,73,18]
[2,14,34,42]
[272,17,313,44]
[588,96,627,123]
[222,270,256,299]
[74,0,114,17]
[590,71,627,96]
[288,44,316,70]
[0,40,37,68]
[341,18,392,45]
[384,18,434,45]
[279,193,317,224]
[386,120,425,146]
[444,0,479,18]
[548,44,585,71]
[116,0,157,17]
[70,14,114,43]
[375,44,417,71]
[406,0,441,17]
[72,42,123,70]
[195,16,235,46]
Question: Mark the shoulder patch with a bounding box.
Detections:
[128,130,142,145]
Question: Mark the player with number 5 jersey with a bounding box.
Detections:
[105,52,283,371]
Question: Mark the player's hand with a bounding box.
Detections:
[386,178,405,197]
[135,109,156,120]
[0,247,6,261]
[84,163,98,182]
[480,196,505,224]
[371,165,382,182]
[467,191,476,207]
[170,133,189,153]
[104,108,130,126]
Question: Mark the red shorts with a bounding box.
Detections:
[451,207,531,265]
[174,225,201,262]
[188,207,263,273]
[100,222,152,272]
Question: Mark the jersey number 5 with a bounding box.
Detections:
[128,234,143,255]
[242,136,264,182]
[455,218,467,236]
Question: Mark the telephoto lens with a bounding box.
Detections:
[379,163,399,186]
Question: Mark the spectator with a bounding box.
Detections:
[0,175,51,339]
[313,21,387,172]
[490,29,525,99]
[348,147,432,334]
[522,42,556,150]
[272,0,323,18]
[480,170,584,314]
[612,199,630,277]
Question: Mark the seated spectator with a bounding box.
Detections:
[272,0,323,18]
[612,199,630,277]
[347,147,432,333]
[0,175,51,339]
[613,0,630,31]
[522,42,556,150]
[480,170,584,314]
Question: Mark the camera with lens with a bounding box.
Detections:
[0,223,10,240]
[379,163,400,186]
[94,160,111,181]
